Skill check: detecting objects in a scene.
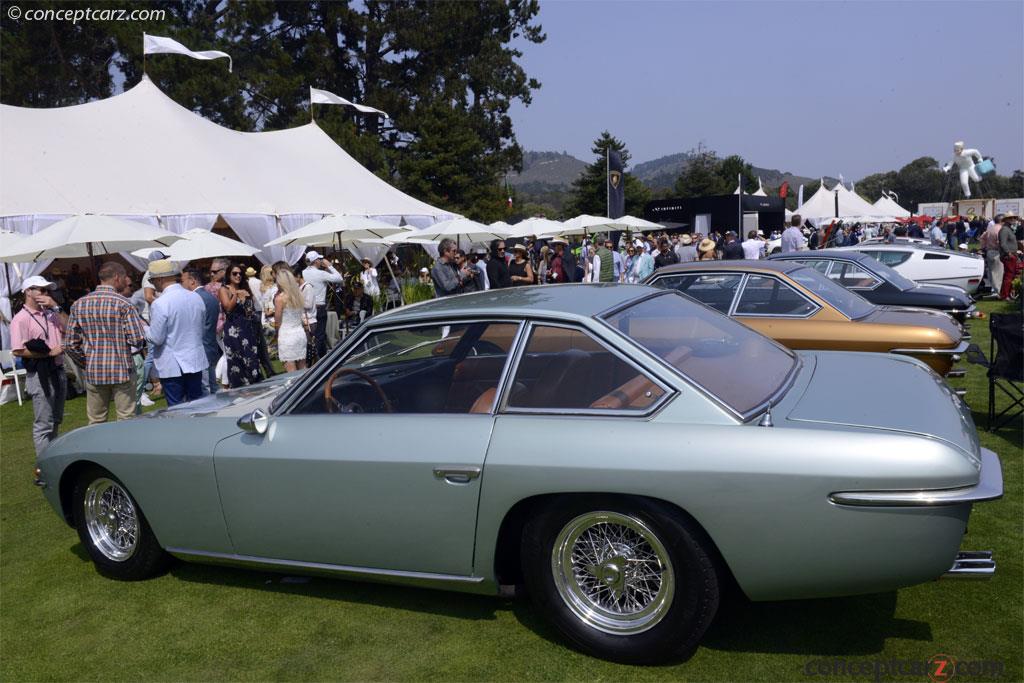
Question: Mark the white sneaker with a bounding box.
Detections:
[140,394,155,407]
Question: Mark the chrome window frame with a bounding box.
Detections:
[276,317,527,416]
[731,273,821,319]
[498,319,676,419]
[826,260,883,292]
[597,289,801,422]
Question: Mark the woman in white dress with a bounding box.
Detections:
[359,258,380,300]
[273,269,310,372]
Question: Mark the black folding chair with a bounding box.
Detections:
[965,313,1023,431]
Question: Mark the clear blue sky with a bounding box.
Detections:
[509,0,1024,180]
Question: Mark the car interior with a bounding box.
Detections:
[290,321,664,415]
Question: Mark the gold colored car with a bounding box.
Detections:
[645,261,967,376]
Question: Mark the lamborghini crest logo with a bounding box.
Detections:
[609,170,621,189]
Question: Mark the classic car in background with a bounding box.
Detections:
[768,249,977,323]
[35,285,1001,664]
[837,243,985,294]
[644,261,968,376]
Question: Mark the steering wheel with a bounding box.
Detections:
[323,367,394,414]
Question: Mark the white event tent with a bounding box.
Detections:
[872,195,912,219]
[795,181,882,224]
[0,75,455,294]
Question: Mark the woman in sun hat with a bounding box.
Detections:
[698,238,718,261]
[509,244,534,286]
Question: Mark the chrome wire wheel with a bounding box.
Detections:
[83,478,139,562]
[551,511,675,635]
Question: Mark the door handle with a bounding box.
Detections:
[433,466,481,485]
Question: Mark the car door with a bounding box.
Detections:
[212,319,522,576]
[731,274,824,347]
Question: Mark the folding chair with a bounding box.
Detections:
[0,349,27,406]
[965,313,1023,430]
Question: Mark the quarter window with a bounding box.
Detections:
[863,250,911,267]
[735,275,817,317]
[828,262,882,289]
[649,273,742,313]
[507,325,665,412]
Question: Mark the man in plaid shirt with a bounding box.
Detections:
[66,262,147,424]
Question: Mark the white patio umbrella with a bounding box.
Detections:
[614,215,664,231]
[0,215,183,264]
[264,214,411,249]
[397,218,510,247]
[560,214,632,236]
[131,228,260,262]
[505,217,564,240]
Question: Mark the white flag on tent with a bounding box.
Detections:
[310,87,389,118]
[143,33,232,72]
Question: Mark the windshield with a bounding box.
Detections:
[788,267,876,320]
[605,292,796,416]
[854,255,916,290]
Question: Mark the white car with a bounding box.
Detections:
[837,243,984,294]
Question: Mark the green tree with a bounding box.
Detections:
[565,131,650,218]
[855,171,899,206]
[673,145,722,197]
[718,155,758,195]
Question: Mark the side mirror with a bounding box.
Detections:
[237,408,269,435]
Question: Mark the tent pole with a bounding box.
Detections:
[87,243,98,283]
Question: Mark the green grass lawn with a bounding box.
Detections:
[1,302,1021,681]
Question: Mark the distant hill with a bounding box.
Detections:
[509,149,839,212]
[508,151,587,189]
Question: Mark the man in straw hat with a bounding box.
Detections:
[675,233,698,263]
[65,262,146,425]
[145,259,208,406]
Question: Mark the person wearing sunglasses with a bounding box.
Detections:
[487,239,511,289]
[218,264,263,387]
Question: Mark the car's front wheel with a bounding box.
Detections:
[521,496,719,664]
[72,466,171,580]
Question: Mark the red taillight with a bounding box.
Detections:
[968,278,980,284]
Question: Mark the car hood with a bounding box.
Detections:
[786,352,980,464]
[861,306,962,343]
[141,372,299,419]
[913,283,974,307]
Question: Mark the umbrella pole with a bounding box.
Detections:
[382,251,404,306]
[87,243,98,286]
[3,262,11,299]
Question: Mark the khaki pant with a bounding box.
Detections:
[85,380,137,425]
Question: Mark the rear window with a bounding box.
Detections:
[604,292,796,416]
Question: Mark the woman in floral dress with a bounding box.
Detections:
[218,263,262,387]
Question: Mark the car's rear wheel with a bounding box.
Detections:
[73,467,170,580]
[521,496,719,664]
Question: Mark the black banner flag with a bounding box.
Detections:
[607,149,625,219]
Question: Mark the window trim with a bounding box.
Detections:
[280,317,526,416]
[731,273,822,319]
[826,260,883,291]
[498,320,675,418]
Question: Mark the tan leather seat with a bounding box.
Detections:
[469,387,497,414]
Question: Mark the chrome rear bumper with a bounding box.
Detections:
[941,550,996,580]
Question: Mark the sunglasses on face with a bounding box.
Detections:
[230,271,242,277]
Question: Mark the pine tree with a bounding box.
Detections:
[565,132,650,218]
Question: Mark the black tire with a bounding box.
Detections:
[521,496,719,664]
[72,466,171,580]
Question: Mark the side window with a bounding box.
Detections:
[507,325,665,412]
[292,321,519,415]
[650,273,742,313]
[735,275,817,317]
[829,262,882,289]
[923,252,951,260]
[793,259,832,274]
[865,250,911,267]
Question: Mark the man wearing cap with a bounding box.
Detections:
[65,262,146,425]
[145,260,208,406]
[302,251,343,357]
[11,276,67,455]
[998,214,1020,300]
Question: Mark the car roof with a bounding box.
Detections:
[650,260,805,276]
[770,249,871,263]
[372,283,657,324]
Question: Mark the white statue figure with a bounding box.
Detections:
[942,141,984,198]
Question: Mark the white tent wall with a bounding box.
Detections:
[0,214,66,294]
[226,214,314,266]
